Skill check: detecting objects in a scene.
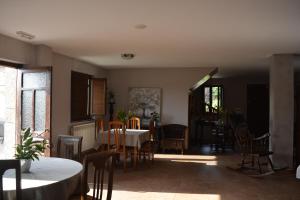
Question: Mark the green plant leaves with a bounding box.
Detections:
[15,128,47,161]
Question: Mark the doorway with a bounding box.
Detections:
[246,84,269,137]
[0,66,52,158]
[0,66,17,158]
[17,68,52,156]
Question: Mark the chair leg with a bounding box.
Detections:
[123,153,127,171]
[151,152,154,164]
[267,156,275,171]
[241,154,246,168]
[257,157,262,174]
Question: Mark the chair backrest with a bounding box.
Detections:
[0,159,22,200]
[127,117,140,129]
[234,123,253,152]
[108,121,125,151]
[57,135,83,161]
[161,124,187,139]
[81,152,116,200]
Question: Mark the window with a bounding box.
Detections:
[204,85,223,113]
[71,71,107,122]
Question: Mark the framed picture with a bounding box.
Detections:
[128,87,161,121]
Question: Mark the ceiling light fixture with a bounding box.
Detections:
[134,24,147,29]
[16,31,35,40]
[121,53,135,60]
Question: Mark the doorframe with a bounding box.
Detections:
[16,67,53,156]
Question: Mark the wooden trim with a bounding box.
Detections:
[70,71,92,122]
[91,78,107,116]
[0,60,23,69]
[16,67,52,156]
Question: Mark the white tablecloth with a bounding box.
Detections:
[97,129,150,149]
[3,157,83,200]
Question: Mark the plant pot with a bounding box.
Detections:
[21,159,32,173]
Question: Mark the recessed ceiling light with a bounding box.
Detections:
[16,31,35,40]
[121,53,135,60]
[134,24,147,29]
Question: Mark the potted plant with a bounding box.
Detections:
[15,128,47,173]
[117,110,128,124]
[150,111,160,126]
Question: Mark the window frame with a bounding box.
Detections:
[71,71,107,122]
[203,85,224,113]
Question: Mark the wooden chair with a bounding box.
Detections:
[127,117,140,129]
[81,152,116,200]
[0,159,22,200]
[140,120,156,163]
[57,135,83,162]
[235,123,274,176]
[108,121,133,171]
[160,124,188,154]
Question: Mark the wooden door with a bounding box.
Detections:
[247,84,269,137]
[16,68,52,156]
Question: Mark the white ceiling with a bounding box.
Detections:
[0,0,300,71]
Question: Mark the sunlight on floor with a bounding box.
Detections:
[154,154,218,166]
[88,189,221,200]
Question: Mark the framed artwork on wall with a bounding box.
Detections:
[128,87,161,125]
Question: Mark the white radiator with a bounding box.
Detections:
[71,121,96,152]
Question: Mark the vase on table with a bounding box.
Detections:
[21,159,32,173]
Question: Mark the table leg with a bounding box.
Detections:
[134,146,137,168]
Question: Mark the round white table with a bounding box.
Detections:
[3,157,83,200]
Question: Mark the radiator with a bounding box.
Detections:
[71,121,96,152]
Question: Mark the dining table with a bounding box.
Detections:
[97,129,150,167]
[3,157,83,200]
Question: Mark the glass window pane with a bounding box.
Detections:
[204,87,210,112]
[23,72,47,88]
[22,91,33,129]
[212,87,219,111]
[35,90,46,131]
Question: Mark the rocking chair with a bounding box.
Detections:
[235,123,274,176]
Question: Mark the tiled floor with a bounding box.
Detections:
[88,153,300,200]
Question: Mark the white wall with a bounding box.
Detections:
[0,34,107,149]
[0,34,36,65]
[52,53,107,144]
[108,68,214,125]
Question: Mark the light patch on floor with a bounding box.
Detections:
[155,154,218,166]
[88,188,221,200]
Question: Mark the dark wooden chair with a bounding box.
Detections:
[0,159,22,200]
[235,123,274,176]
[57,135,83,162]
[81,152,116,200]
[127,117,140,129]
[160,124,188,154]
